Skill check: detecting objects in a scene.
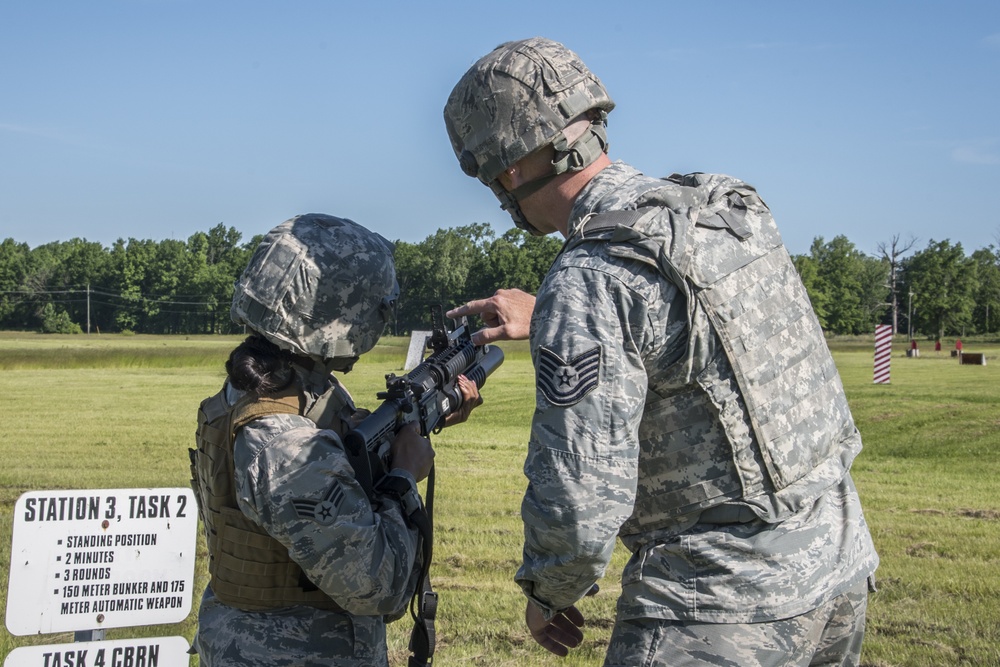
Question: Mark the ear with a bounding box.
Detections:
[498,167,517,192]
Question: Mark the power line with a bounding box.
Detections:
[0,288,224,307]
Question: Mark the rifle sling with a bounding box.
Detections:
[407,466,436,666]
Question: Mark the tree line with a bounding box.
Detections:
[2,224,998,339]
[0,223,561,338]
[794,234,999,339]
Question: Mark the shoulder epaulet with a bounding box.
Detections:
[229,383,306,435]
[580,208,653,235]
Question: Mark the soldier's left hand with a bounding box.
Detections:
[444,374,484,427]
[525,599,584,657]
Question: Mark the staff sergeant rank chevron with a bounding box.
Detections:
[537,345,601,407]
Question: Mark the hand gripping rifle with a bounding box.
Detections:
[343,305,503,666]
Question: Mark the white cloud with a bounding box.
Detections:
[0,122,74,143]
[983,33,1000,50]
[0,122,106,153]
[0,122,47,136]
[951,139,1000,165]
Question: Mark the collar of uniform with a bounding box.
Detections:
[567,161,645,238]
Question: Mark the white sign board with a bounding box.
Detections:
[404,331,431,371]
[4,636,191,667]
[6,488,198,636]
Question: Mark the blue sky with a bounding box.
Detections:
[2,1,999,257]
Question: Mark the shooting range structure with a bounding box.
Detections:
[959,352,987,365]
[874,324,892,384]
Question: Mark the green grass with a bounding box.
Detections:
[1,334,998,666]
[830,343,1000,667]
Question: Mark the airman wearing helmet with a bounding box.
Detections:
[444,37,614,235]
[231,213,399,370]
[445,38,878,667]
[191,214,477,667]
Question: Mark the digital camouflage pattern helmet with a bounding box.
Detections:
[231,214,399,363]
[443,37,615,233]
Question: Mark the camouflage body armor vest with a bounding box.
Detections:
[579,173,862,534]
[190,377,358,611]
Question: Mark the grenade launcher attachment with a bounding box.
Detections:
[343,305,504,492]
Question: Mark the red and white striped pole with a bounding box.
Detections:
[874,324,892,384]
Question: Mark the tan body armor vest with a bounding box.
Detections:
[579,173,862,534]
[190,378,358,611]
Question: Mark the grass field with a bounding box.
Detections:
[1,332,998,666]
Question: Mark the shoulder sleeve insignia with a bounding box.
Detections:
[291,483,345,526]
[537,345,601,407]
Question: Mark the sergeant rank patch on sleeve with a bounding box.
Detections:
[537,345,601,407]
[292,482,345,526]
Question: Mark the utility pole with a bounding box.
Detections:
[86,283,91,334]
[907,290,914,342]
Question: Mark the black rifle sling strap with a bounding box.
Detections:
[406,465,436,666]
[377,465,437,667]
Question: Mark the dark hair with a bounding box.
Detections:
[226,334,295,394]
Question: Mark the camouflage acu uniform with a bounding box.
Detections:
[193,375,421,667]
[604,578,869,666]
[192,213,418,666]
[517,162,878,666]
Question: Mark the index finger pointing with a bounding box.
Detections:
[447,298,496,319]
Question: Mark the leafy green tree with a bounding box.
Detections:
[108,238,157,332]
[15,240,93,332]
[7,223,997,341]
[472,228,561,297]
[143,239,191,334]
[186,224,250,334]
[857,255,892,333]
[391,240,432,335]
[427,223,492,305]
[798,236,888,335]
[0,238,33,328]
[901,240,978,339]
[0,227,259,334]
[39,302,83,334]
[393,224,492,331]
[52,239,112,333]
[971,246,1000,334]
[792,253,830,330]
[14,242,59,330]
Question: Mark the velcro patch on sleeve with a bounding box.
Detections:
[537,345,601,407]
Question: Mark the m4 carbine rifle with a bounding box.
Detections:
[344,305,504,494]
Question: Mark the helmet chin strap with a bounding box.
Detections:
[327,356,359,373]
[290,356,358,391]
[490,181,542,235]
[509,171,561,201]
[497,121,610,232]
